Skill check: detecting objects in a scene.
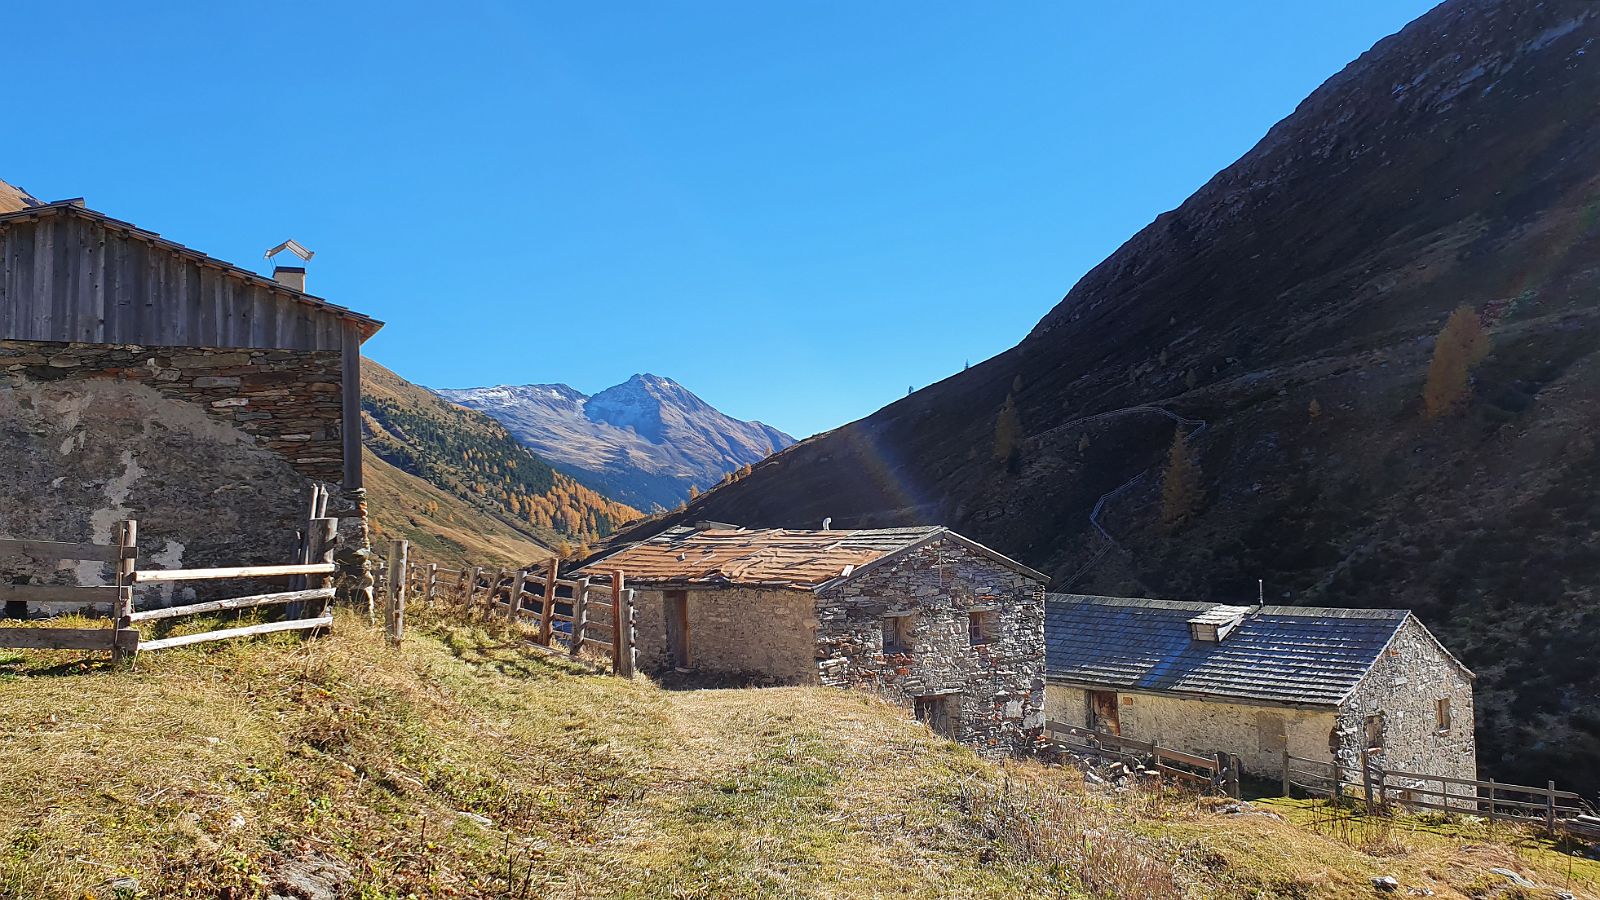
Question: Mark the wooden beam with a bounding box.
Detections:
[127,588,335,622]
[0,627,116,650]
[340,320,362,490]
[0,538,122,563]
[0,584,119,604]
[139,615,334,651]
[132,563,336,584]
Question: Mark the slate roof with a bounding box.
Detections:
[1044,594,1414,707]
[577,525,1046,590]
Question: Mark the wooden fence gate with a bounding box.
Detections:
[1043,720,1241,797]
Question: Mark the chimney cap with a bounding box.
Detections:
[264,238,314,262]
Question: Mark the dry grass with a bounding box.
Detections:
[0,608,1595,899]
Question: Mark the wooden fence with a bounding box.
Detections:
[387,544,638,677]
[1280,750,1598,835]
[1,487,342,659]
[1043,720,1241,797]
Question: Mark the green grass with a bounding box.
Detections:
[0,609,1595,899]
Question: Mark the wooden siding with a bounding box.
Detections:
[0,214,346,351]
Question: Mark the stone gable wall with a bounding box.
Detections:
[814,539,1046,756]
[1,340,344,482]
[631,586,817,682]
[1337,617,1477,801]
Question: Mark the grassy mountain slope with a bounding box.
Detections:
[362,359,641,557]
[1,612,1593,898]
[363,448,550,568]
[609,1,1600,794]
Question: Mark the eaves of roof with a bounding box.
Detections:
[0,200,384,341]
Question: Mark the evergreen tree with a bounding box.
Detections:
[1160,428,1204,529]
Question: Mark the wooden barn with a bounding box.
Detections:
[0,179,383,611]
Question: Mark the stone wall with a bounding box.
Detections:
[1044,683,1340,776]
[632,587,818,682]
[1337,617,1477,801]
[0,339,346,609]
[1,340,344,482]
[814,539,1046,756]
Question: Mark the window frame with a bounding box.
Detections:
[967,609,997,647]
[881,611,915,654]
[1435,697,1451,733]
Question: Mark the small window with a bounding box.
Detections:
[882,613,914,654]
[968,610,996,646]
[1364,713,1385,750]
[1435,698,1451,733]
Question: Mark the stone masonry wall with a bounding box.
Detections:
[0,339,345,610]
[0,340,344,482]
[1045,683,1340,776]
[632,587,818,682]
[1337,617,1477,802]
[814,539,1046,756]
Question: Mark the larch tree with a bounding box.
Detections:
[1160,428,1205,530]
[1423,305,1491,418]
[993,392,1022,472]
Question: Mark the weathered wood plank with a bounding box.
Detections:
[133,563,336,583]
[0,538,121,563]
[127,587,336,622]
[0,584,120,604]
[139,615,334,651]
[0,627,115,650]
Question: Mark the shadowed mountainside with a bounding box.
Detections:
[609,0,1600,794]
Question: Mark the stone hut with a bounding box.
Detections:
[0,180,382,609]
[578,525,1048,755]
[1045,595,1477,792]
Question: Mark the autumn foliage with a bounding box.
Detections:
[1422,305,1491,418]
[1160,428,1205,529]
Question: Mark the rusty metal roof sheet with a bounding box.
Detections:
[578,525,1046,590]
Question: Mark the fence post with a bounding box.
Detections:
[1228,754,1241,799]
[1362,751,1375,810]
[310,517,337,634]
[467,566,482,610]
[622,588,638,678]
[425,564,438,606]
[538,556,559,646]
[503,569,524,622]
[570,577,589,657]
[610,571,625,675]
[1333,758,1344,802]
[386,540,407,646]
[111,519,139,663]
[1547,780,1557,834]
[1281,748,1291,798]
[1486,778,1497,819]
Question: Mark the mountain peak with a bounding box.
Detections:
[438,373,795,511]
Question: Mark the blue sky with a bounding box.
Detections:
[5,1,1436,438]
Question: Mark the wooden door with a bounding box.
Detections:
[664,590,690,669]
[1088,690,1121,735]
[915,696,955,738]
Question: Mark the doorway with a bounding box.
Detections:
[915,695,958,738]
[1088,690,1121,735]
[664,590,691,670]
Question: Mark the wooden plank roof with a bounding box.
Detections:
[0,200,382,340]
[578,525,1046,590]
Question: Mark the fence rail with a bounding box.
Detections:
[1043,720,1240,797]
[1,485,342,659]
[390,546,636,677]
[1280,750,1597,834]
